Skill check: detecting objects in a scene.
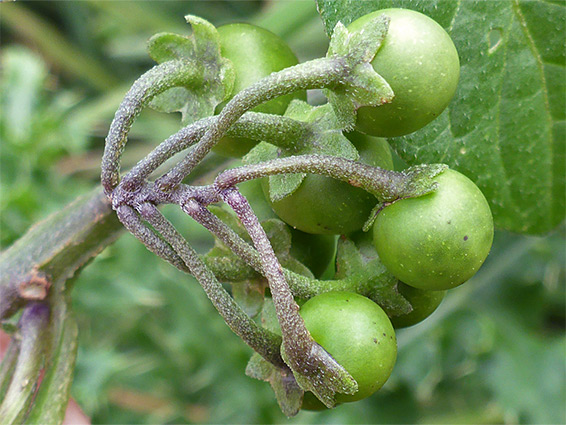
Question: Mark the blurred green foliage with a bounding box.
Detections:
[0,1,564,423]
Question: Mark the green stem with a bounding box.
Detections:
[121,112,310,191]
[136,202,286,370]
[24,292,79,425]
[221,188,356,407]
[0,334,20,403]
[215,154,405,200]
[0,303,49,425]
[182,199,357,294]
[0,188,122,321]
[101,59,200,195]
[156,56,349,190]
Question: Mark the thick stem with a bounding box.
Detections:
[120,112,310,192]
[181,199,362,299]
[116,205,189,273]
[24,292,78,425]
[0,303,50,425]
[135,202,286,370]
[221,188,357,406]
[0,334,20,403]
[215,154,405,200]
[220,188,314,363]
[156,56,349,190]
[101,60,199,195]
[182,199,263,273]
[0,188,123,322]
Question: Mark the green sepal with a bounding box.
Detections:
[245,353,304,417]
[262,219,315,279]
[261,297,281,336]
[280,342,358,409]
[232,279,268,318]
[147,15,235,125]
[327,16,389,63]
[202,205,255,281]
[325,15,394,128]
[334,236,363,279]
[245,101,360,202]
[242,141,279,167]
[392,164,449,202]
[324,90,357,129]
[268,173,307,204]
[362,202,384,232]
[203,208,314,291]
[335,236,412,317]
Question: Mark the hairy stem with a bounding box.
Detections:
[120,112,310,192]
[135,202,286,369]
[182,199,263,272]
[181,199,365,298]
[115,205,189,273]
[221,187,357,406]
[24,292,78,425]
[0,333,20,403]
[101,60,200,195]
[0,303,50,425]
[215,154,405,200]
[0,188,122,321]
[156,56,349,190]
[220,188,313,363]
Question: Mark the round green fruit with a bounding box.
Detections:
[350,8,460,137]
[300,291,397,403]
[289,229,337,278]
[391,282,445,328]
[301,391,329,411]
[213,23,305,157]
[373,169,494,291]
[264,133,394,234]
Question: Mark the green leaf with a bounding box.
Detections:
[335,235,412,316]
[316,0,565,234]
[147,15,235,125]
[246,101,360,201]
[231,280,267,318]
[267,173,306,205]
[245,353,303,417]
[486,335,565,424]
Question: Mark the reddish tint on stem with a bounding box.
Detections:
[0,330,91,425]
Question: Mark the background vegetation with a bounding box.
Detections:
[1,1,564,423]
